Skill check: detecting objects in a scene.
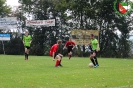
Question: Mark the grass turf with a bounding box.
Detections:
[0,55,133,88]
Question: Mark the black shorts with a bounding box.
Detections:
[54,52,63,59]
[25,46,30,49]
[54,52,58,59]
[68,48,73,53]
[91,50,98,55]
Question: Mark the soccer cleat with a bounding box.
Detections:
[96,64,99,66]
[55,66,59,67]
[94,65,98,68]
[59,64,63,67]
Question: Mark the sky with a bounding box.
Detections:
[6,0,133,6]
[6,0,20,7]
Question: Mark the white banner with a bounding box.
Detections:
[26,19,55,26]
[0,34,10,41]
[0,17,17,26]
[0,37,10,41]
[0,17,17,29]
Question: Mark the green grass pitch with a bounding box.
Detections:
[0,55,133,88]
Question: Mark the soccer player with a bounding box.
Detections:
[22,30,32,60]
[49,40,63,67]
[89,34,100,68]
[63,38,76,59]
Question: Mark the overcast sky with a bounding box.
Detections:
[6,0,133,6]
[6,0,20,6]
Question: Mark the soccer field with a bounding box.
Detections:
[0,55,133,88]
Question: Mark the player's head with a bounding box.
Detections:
[90,34,94,39]
[25,30,29,36]
[57,40,62,45]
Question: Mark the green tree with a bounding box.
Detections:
[0,0,11,17]
[18,0,70,55]
[0,0,12,54]
[54,0,132,58]
[17,0,132,58]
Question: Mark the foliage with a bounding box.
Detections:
[0,37,24,55]
[53,0,133,58]
[0,0,11,17]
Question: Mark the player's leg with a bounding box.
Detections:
[94,50,99,66]
[94,56,99,66]
[68,52,72,59]
[92,52,99,68]
[26,47,30,60]
[68,48,72,59]
[90,54,96,66]
[55,54,62,67]
[67,49,70,59]
[90,52,97,67]
[24,47,28,60]
[58,54,63,67]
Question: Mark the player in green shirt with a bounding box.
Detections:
[89,34,100,68]
[23,30,32,60]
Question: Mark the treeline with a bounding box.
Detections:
[0,36,133,58]
[0,0,133,58]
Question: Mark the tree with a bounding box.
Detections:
[0,0,13,54]
[16,0,132,57]
[0,0,11,17]
[18,0,70,55]
[54,0,132,58]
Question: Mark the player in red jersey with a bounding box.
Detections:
[50,40,63,67]
[63,38,76,59]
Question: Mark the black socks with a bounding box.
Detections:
[25,53,28,59]
[90,59,96,66]
[94,56,99,65]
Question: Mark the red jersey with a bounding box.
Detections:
[49,44,58,56]
[65,41,75,49]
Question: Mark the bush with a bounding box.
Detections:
[30,44,44,56]
[4,38,24,55]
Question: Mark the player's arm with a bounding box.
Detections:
[63,45,66,50]
[52,46,57,61]
[72,42,76,50]
[30,35,32,44]
[63,42,68,49]
[30,40,32,44]
[95,40,100,51]
[23,40,25,44]
[96,43,100,51]
[52,52,55,61]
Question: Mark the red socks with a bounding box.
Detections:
[55,60,60,66]
[55,60,62,66]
